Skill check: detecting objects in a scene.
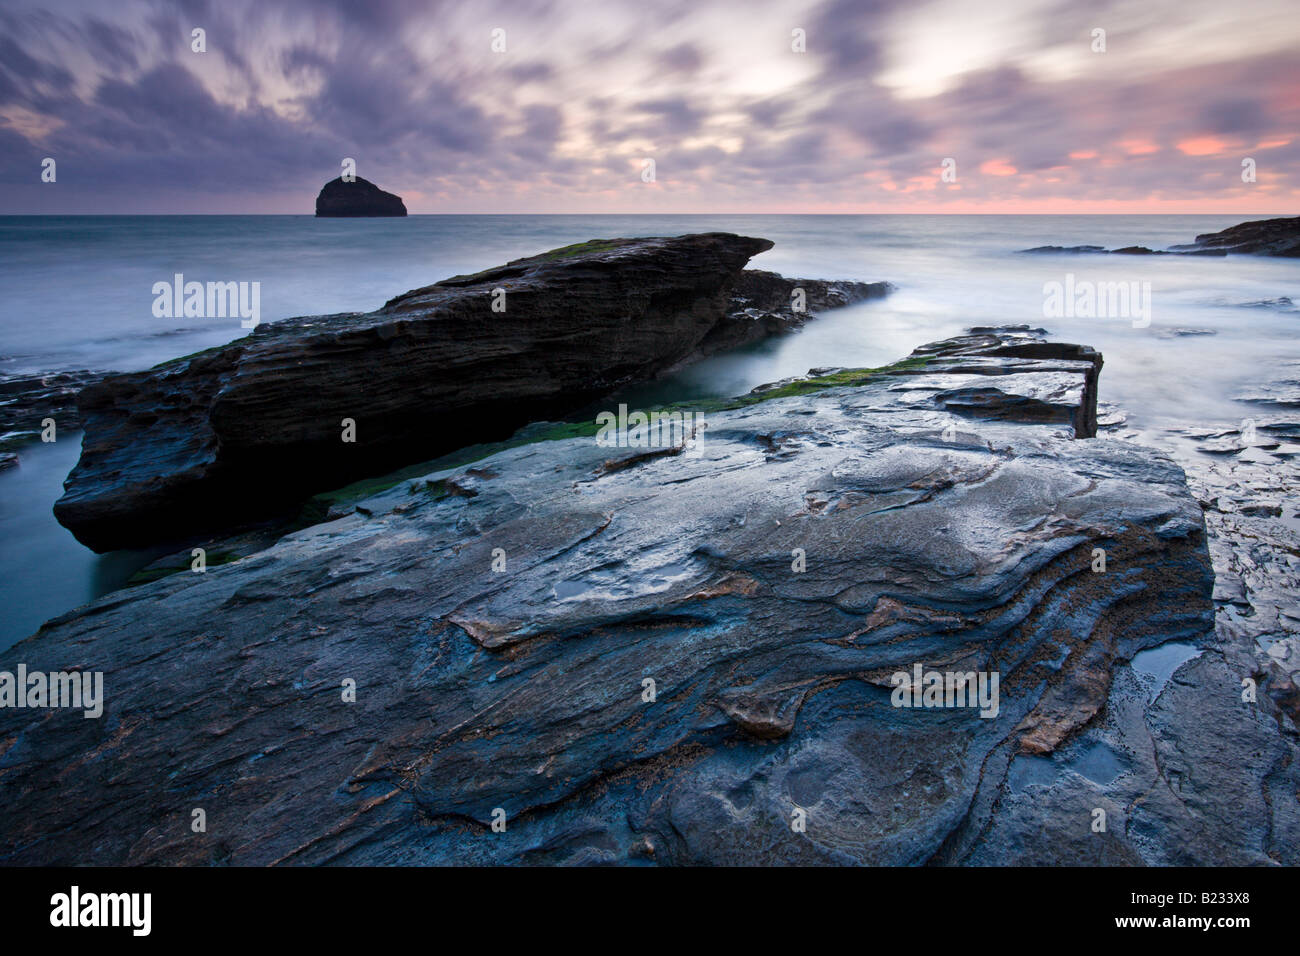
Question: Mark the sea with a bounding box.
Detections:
[1,214,1297,648]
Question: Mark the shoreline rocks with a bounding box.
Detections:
[0,369,102,451]
[903,328,1101,438]
[1018,244,1226,257]
[1019,215,1300,257]
[314,176,407,217]
[1,327,1255,866]
[1170,216,1300,257]
[1092,402,1300,861]
[698,269,891,366]
[53,235,890,552]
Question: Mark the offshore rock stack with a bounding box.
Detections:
[314,176,407,217]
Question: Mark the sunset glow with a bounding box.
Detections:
[1,0,1296,214]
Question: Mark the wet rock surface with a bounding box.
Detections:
[1019,245,1225,257]
[1113,415,1300,646]
[1232,361,1300,408]
[53,234,889,552]
[3,328,1269,866]
[1091,389,1300,864]
[0,369,102,450]
[708,269,892,361]
[1019,245,1110,255]
[1234,296,1296,312]
[900,327,1102,438]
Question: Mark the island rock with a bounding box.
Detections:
[314,176,407,217]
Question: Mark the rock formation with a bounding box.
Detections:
[4,327,1277,867]
[1169,216,1300,257]
[0,369,100,451]
[314,176,407,217]
[53,234,889,552]
[1019,244,1225,256]
[701,269,892,361]
[1020,215,1300,257]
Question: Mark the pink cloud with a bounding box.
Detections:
[1118,139,1161,156]
[1177,136,1231,156]
[979,159,1018,176]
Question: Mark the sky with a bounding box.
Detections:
[1,0,1297,214]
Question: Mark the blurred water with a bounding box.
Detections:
[1,214,1297,647]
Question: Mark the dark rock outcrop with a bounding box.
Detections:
[1,328,1260,867]
[1019,244,1224,257]
[1018,245,1109,255]
[1235,296,1295,311]
[314,176,407,217]
[1020,216,1300,257]
[107,327,1099,587]
[0,370,101,451]
[694,270,892,363]
[1169,216,1300,257]
[730,269,892,316]
[53,235,890,552]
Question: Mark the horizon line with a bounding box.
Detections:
[1,211,1294,217]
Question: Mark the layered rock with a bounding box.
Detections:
[694,270,892,364]
[903,327,1102,438]
[1100,384,1300,736]
[1071,389,1300,866]
[0,369,101,451]
[1,329,1258,867]
[54,234,887,552]
[314,176,407,217]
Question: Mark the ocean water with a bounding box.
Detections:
[1,214,1297,648]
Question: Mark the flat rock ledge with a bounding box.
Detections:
[2,328,1272,867]
[52,234,889,552]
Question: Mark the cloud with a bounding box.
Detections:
[0,0,1296,212]
[657,42,703,74]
